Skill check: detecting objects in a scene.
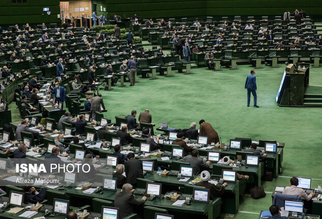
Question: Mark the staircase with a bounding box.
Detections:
[303,94,322,107]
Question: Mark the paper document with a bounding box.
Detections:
[26,152,41,157]
[50,134,59,138]
[19,211,38,218]
[63,135,74,138]
[172,200,185,207]
[59,157,72,162]
[275,186,285,192]
[178,177,190,182]
[0,143,13,148]
[161,157,170,161]
[93,164,101,168]
[208,180,218,185]
[7,207,24,214]
[94,126,102,130]
[83,188,97,194]
[120,151,133,155]
[88,143,101,149]
[76,187,82,190]
[46,185,59,189]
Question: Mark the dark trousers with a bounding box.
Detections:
[247,89,257,106]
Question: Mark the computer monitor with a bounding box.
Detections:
[297,177,311,189]
[208,152,220,162]
[222,170,237,182]
[284,200,304,213]
[65,128,72,136]
[169,132,177,140]
[155,213,174,219]
[43,7,49,12]
[54,199,70,215]
[230,139,241,150]
[146,182,162,197]
[46,122,52,131]
[235,137,252,148]
[107,156,117,166]
[85,114,90,121]
[140,143,150,153]
[101,118,108,126]
[161,122,168,128]
[111,138,120,147]
[75,150,85,161]
[47,143,55,153]
[31,117,37,125]
[102,206,119,219]
[0,159,6,170]
[193,188,210,203]
[265,143,277,153]
[259,140,276,147]
[23,138,31,148]
[198,136,208,145]
[86,132,95,141]
[64,172,76,184]
[172,147,183,158]
[120,123,127,128]
[3,132,9,142]
[142,161,154,172]
[246,155,259,166]
[103,178,117,191]
[180,165,193,177]
[10,191,24,207]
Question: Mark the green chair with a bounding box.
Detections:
[208,198,222,219]
[48,109,66,122]
[5,185,24,196]
[182,184,205,194]
[21,131,35,146]
[46,189,69,205]
[92,198,113,213]
[236,151,254,160]
[84,126,96,135]
[212,164,231,176]
[104,131,117,142]
[123,214,137,219]
[115,115,127,127]
[62,122,73,133]
[95,112,104,122]
[171,161,189,171]
[136,178,154,189]
[132,137,146,147]
[140,122,155,135]
[161,144,179,152]
[46,117,57,131]
[69,143,83,155]
[43,137,54,148]
[144,206,168,219]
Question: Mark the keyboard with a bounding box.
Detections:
[305,189,313,194]
[168,171,179,176]
[133,189,146,195]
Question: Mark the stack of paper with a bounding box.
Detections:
[178,177,190,182]
[94,126,102,130]
[46,186,59,189]
[88,143,101,149]
[172,200,185,207]
[83,188,97,194]
[19,211,38,218]
[161,157,170,161]
[26,152,41,157]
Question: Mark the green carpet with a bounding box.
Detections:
[9,60,322,218]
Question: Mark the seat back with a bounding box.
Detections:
[62,122,72,133]
[5,185,24,197]
[212,164,231,175]
[272,193,301,210]
[140,122,154,135]
[69,143,83,155]
[21,131,35,147]
[46,190,69,205]
[132,137,146,147]
[92,198,113,213]
[144,206,168,219]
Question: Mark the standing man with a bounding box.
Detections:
[50,82,66,109]
[99,14,106,26]
[128,56,137,86]
[124,153,144,187]
[56,58,67,76]
[126,30,134,46]
[283,10,290,21]
[183,42,191,62]
[92,11,98,27]
[90,94,106,120]
[245,70,258,108]
[199,119,220,144]
[114,24,120,39]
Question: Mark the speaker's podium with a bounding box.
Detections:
[276,64,309,106]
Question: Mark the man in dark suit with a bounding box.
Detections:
[126,30,134,45]
[29,88,42,107]
[114,24,121,39]
[183,150,211,175]
[58,111,76,130]
[90,94,106,120]
[142,128,163,151]
[199,119,220,144]
[114,145,127,165]
[113,164,127,189]
[126,110,138,130]
[28,75,40,90]
[88,66,97,85]
[75,114,87,135]
[23,186,47,204]
[56,58,67,76]
[50,82,66,109]
[124,153,144,187]
[117,126,132,146]
[196,170,227,200]
[2,66,11,78]
[269,205,288,219]
[185,122,199,140]
[172,132,193,156]
[22,86,31,98]
[14,144,27,158]
[114,183,147,218]
[266,30,274,44]
[84,97,91,112]
[245,70,258,107]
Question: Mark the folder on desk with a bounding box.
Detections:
[7,207,24,214]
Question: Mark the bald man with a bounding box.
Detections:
[138,109,152,124]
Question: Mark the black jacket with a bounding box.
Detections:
[113,172,127,189]
[117,130,132,145]
[124,158,144,186]
[25,188,47,204]
[75,120,87,135]
[114,191,145,218]
[126,115,138,130]
[185,127,199,140]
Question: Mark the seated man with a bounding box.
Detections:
[114,145,127,164]
[141,128,163,151]
[2,66,11,78]
[172,132,193,156]
[183,150,211,175]
[23,186,47,203]
[126,110,139,130]
[29,88,42,107]
[16,119,43,140]
[75,114,87,135]
[114,183,147,219]
[14,144,27,158]
[57,111,76,130]
[72,77,83,91]
[245,143,267,162]
[125,153,144,187]
[21,95,37,112]
[54,134,68,153]
[138,109,152,124]
[113,164,127,189]
[117,125,132,146]
[185,122,199,140]
[282,177,315,200]
[22,86,31,98]
[78,154,96,182]
[199,119,219,144]
[269,205,287,219]
[196,170,227,199]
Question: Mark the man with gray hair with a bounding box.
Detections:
[113,164,127,188]
[57,111,76,130]
[184,122,199,140]
[114,183,147,218]
[54,134,68,153]
[138,109,152,124]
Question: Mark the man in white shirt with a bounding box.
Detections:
[282,177,315,201]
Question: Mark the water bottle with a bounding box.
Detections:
[143,151,145,157]
[97,138,100,143]
[89,137,92,145]
[89,86,91,91]
[158,167,161,176]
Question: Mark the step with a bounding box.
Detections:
[304,94,322,99]
[303,102,322,107]
[304,98,322,103]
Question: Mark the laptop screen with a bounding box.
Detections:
[46,122,52,131]
[0,159,6,170]
[246,155,259,166]
[230,140,241,149]
[140,143,150,153]
[142,161,154,172]
[155,213,174,219]
[169,132,177,140]
[285,200,303,213]
[222,170,236,182]
[48,143,55,153]
[54,199,69,215]
[265,143,277,153]
[198,136,208,145]
[64,172,76,184]
[103,178,116,190]
[297,177,311,189]
[107,156,117,166]
[3,132,9,142]
[10,191,24,207]
[193,189,210,203]
[65,128,72,135]
[75,150,85,160]
[112,138,120,147]
[85,114,90,121]
[86,133,95,141]
[172,147,183,158]
[146,183,161,197]
[180,166,193,177]
[102,207,118,219]
[208,152,220,162]
[23,138,31,148]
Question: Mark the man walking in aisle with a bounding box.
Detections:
[245,70,259,108]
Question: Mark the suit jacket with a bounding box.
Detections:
[144,136,162,151]
[266,33,274,41]
[90,96,105,111]
[283,12,290,20]
[113,172,127,189]
[245,74,257,90]
[16,124,37,140]
[51,86,66,102]
[117,130,132,146]
[114,151,128,164]
[88,70,95,83]
[85,100,91,111]
[44,153,64,172]
[183,155,210,175]
[196,181,225,199]
[124,158,144,186]
[172,139,192,156]
[29,93,41,105]
[185,127,199,140]
[22,90,31,98]
[56,62,65,76]
[183,45,191,57]
[92,12,97,21]
[58,115,75,130]
[114,27,121,38]
[138,112,152,123]
[14,149,26,158]
[28,79,38,89]
[126,33,134,42]
[126,115,138,129]
[75,120,87,135]
[54,139,67,153]
[199,122,219,144]
[25,188,47,204]
[2,70,11,78]
[114,191,145,218]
